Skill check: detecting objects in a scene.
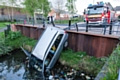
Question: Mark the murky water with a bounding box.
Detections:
[0,49,35,80]
[0,49,95,80]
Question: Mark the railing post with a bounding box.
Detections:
[109,21,112,35]
[43,18,45,27]
[86,21,88,32]
[68,20,71,30]
[7,24,11,31]
[75,23,78,32]
[51,16,55,27]
[103,24,107,35]
[33,17,35,26]
[4,24,10,37]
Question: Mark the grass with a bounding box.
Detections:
[0,32,12,55]
[101,44,120,80]
[54,18,84,24]
[5,31,37,49]
[0,31,37,56]
[59,49,108,76]
[0,21,16,29]
[0,22,11,29]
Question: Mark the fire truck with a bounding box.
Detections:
[84,1,116,26]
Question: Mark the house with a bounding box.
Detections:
[48,9,69,20]
[115,6,120,18]
[0,5,27,21]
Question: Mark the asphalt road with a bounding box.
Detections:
[1,21,120,36]
[55,21,120,36]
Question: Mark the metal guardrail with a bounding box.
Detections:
[16,16,56,28]
[68,20,120,36]
[16,18,120,36]
[86,21,114,35]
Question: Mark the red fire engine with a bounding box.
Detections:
[84,1,116,26]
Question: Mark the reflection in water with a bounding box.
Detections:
[0,49,38,80]
[0,49,95,80]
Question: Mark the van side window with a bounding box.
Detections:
[50,34,63,54]
[45,34,63,66]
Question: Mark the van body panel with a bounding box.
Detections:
[32,27,58,60]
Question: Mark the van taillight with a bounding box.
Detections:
[64,31,67,33]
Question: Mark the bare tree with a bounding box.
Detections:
[66,0,77,16]
[52,0,66,19]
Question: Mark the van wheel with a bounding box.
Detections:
[63,41,68,49]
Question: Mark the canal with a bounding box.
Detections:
[0,49,95,80]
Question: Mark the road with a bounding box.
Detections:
[1,21,120,36]
[55,22,120,36]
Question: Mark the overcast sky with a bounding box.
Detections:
[75,0,120,14]
[49,0,120,15]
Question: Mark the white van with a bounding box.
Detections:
[21,26,68,77]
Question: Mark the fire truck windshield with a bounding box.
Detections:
[87,7,103,14]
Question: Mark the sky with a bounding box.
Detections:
[1,0,119,15]
[75,0,120,15]
[49,0,120,15]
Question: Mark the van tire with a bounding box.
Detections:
[63,41,68,49]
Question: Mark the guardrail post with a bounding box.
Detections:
[86,21,88,32]
[109,21,112,35]
[75,23,78,32]
[33,17,34,26]
[103,24,107,35]
[51,16,55,27]
[68,20,71,30]
[43,18,45,27]
[4,24,10,37]
[7,24,10,31]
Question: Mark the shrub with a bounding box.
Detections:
[5,31,37,49]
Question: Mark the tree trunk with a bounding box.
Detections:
[11,6,14,22]
[7,7,11,21]
[34,12,37,24]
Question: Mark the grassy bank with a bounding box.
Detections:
[0,31,37,56]
[59,45,120,79]
[101,44,120,80]
[59,49,107,76]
